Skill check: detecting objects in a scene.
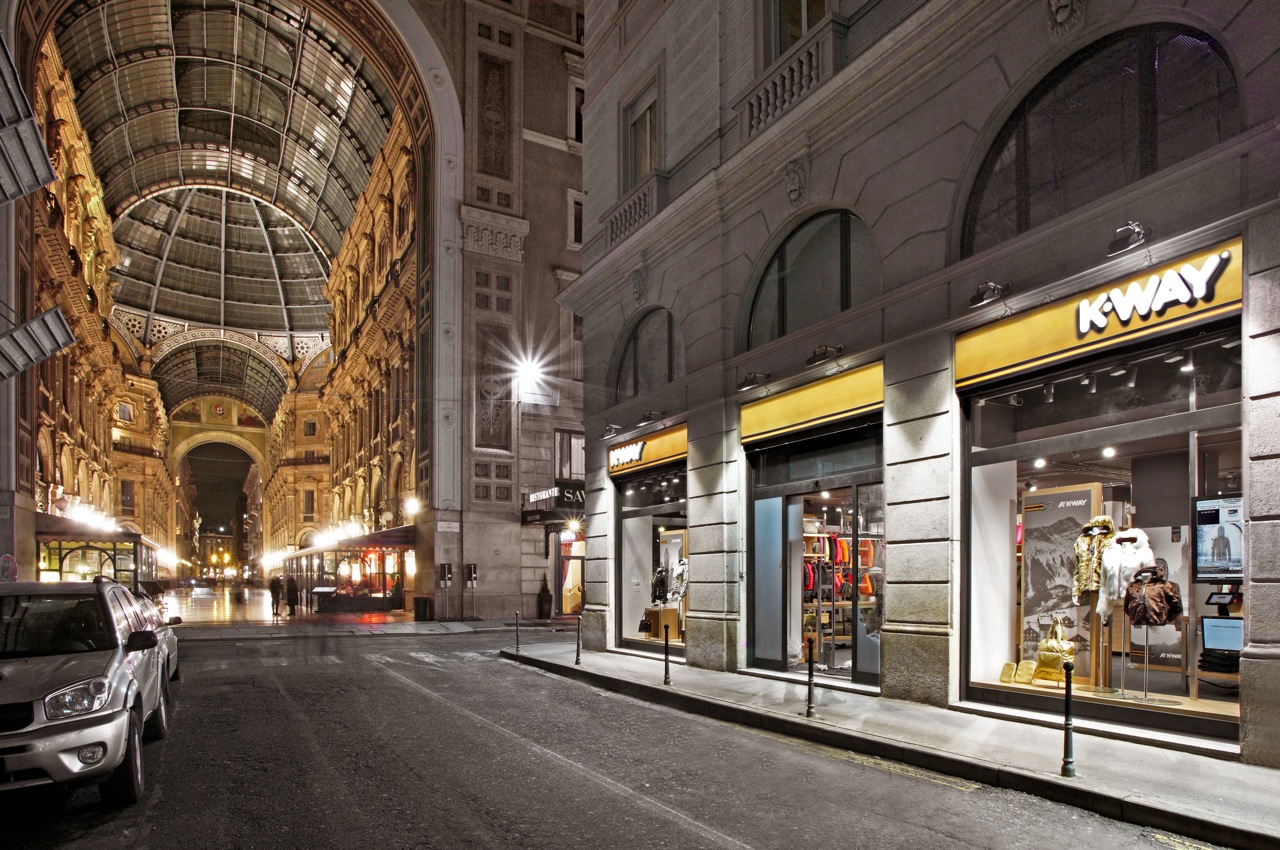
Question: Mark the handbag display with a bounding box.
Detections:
[1031,615,1076,684]
[1123,560,1184,627]
[638,618,652,633]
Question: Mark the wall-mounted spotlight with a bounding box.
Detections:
[601,423,622,439]
[1124,366,1138,388]
[1163,350,1185,364]
[636,410,665,427]
[1106,221,1146,256]
[1081,374,1097,393]
[805,345,843,368]
[736,371,771,392]
[1025,479,1038,492]
[1042,383,1055,403]
[968,281,1009,309]
[1007,393,1024,407]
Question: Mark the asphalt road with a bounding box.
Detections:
[3,631,1225,850]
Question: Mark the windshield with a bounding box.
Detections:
[0,594,116,658]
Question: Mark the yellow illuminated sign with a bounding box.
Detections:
[741,361,884,443]
[608,424,687,476]
[955,238,1242,388]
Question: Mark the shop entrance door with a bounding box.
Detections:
[556,531,584,616]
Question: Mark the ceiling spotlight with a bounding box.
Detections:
[1042,383,1054,403]
[1102,446,1117,458]
[636,410,665,427]
[1033,458,1047,469]
[1180,356,1194,373]
[736,371,771,392]
[969,281,1009,309]
[1163,350,1185,364]
[1106,221,1146,256]
[1221,338,1241,349]
[821,491,830,498]
[1081,374,1097,393]
[1025,480,1038,492]
[601,423,622,439]
[805,345,843,368]
[1007,393,1024,407]
[1109,365,1128,377]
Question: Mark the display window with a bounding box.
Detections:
[557,529,584,616]
[617,465,688,647]
[966,326,1242,734]
[748,422,883,685]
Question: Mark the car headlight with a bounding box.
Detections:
[45,677,111,720]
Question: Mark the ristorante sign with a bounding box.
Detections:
[607,424,687,476]
[955,237,1242,388]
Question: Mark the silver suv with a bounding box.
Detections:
[0,577,171,805]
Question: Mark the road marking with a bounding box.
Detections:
[260,657,289,666]
[371,660,757,850]
[364,654,396,664]
[1148,834,1218,850]
[409,651,445,667]
[313,655,342,664]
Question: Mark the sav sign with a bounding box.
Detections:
[1078,249,1230,336]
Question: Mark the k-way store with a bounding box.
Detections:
[959,237,1246,739]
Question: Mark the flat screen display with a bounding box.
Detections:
[1201,616,1244,653]
[1193,495,1243,583]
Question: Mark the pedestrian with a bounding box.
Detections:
[286,575,299,617]
[269,574,283,616]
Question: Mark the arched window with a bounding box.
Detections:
[963,26,1240,257]
[747,210,880,350]
[615,308,682,403]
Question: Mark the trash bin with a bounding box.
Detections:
[413,596,432,622]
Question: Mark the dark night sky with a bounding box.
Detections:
[184,443,253,532]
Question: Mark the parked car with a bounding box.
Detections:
[135,593,182,682]
[0,577,170,805]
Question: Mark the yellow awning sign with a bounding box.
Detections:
[608,424,688,476]
[741,361,884,443]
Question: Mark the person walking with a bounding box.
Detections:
[269,575,283,616]
[286,575,299,617]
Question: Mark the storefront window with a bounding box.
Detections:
[618,465,687,646]
[558,530,584,616]
[967,328,1242,731]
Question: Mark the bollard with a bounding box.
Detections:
[515,610,521,653]
[1061,660,1076,778]
[575,615,582,665]
[806,637,817,718]
[663,624,672,686]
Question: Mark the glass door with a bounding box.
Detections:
[557,530,584,616]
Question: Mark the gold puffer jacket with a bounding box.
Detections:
[1072,515,1117,601]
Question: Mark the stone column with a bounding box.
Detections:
[1241,209,1280,767]
[684,395,739,672]
[581,442,613,652]
[881,332,959,707]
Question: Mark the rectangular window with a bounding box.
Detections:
[119,480,136,517]
[567,189,585,249]
[555,431,586,480]
[302,490,315,522]
[116,402,133,423]
[303,419,317,437]
[571,83,585,142]
[625,85,659,190]
[304,449,316,464]
[775,0,826,57]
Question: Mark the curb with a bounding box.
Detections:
[500,648,1274,850]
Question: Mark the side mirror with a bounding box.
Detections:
[167,616,183,626]
[124,630,158,652]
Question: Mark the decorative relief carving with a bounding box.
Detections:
[478,53,512,180]
[784,158,809,208]
[474,323,512,451]
[1047,0,1083,39]
[461,205,530,261]
[630,265,647,305]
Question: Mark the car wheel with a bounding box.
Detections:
[144,679,170,741]
[170,661,181,681]
[101,709,144,806]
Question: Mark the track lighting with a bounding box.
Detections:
[805,345,843,368]
[601,423,621,439]
[1007,393,1023,407]
[1025,480,1038,492]
[1081,374,1096,393]
[1042,383,1054,403]
[736,371,771,392]
[969,281,1009,309]
[1106,221,1146,256]
[1163,350,1185,364]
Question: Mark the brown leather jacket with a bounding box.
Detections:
[1124,561,1184,627]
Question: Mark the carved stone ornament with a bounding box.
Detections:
[1047,0,1083,39]
[630,265,647,305]
[784,158,809,208]
[461,205,530,262]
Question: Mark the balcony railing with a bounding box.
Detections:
[604,173,668,248]
[735,19,848,140]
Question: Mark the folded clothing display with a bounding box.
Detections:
[1199,648,1240,674]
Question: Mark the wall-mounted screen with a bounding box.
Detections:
[1193,495,1243,583]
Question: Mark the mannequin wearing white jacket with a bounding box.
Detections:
[1097,528,1154,619]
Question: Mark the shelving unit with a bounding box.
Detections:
[801,526,882,664]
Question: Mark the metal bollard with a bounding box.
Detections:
[663,624,672,685]
[515,610,521,653]
[806,637,817,718]
[575,615,582,665]
[1061,660,1076,778]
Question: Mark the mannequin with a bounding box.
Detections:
[1098,528,1154,618]
[1072,514,1117,688]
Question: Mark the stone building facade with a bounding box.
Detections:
[564,0,1280,765]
